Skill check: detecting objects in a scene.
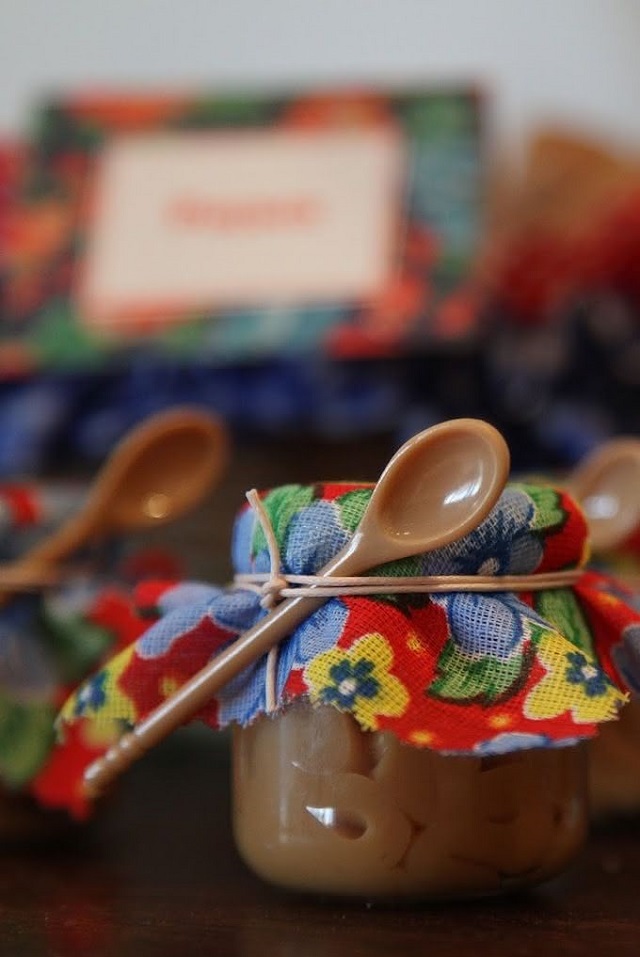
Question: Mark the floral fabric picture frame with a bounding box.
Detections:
[2,87,484,373]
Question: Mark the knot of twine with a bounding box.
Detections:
[238,489,582,611]
[243,491,289,609]
[258,572,289,610]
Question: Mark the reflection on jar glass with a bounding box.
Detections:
[232,700,588,899]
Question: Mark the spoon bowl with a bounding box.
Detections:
[87,408,228,533]
[359,418,510,560]
[568,438,640,553]
[84,417,509,798]
[0,407,228,598]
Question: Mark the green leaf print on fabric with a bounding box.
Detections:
[252,485,315,558]
[534,589,592,654]
[428,640,532,705]
[516,484,566,534]
[335,489,370,534]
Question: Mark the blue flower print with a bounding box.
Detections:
[74,671,107,716]
[321,658,380,709]
[207,589,264,634]
[137,600,217,659]
[216,657,269,725]
[424,488,543,577]
[155,582,223,616]
[285,500,349,575]
[433,592,548,661]
[274,599,349,696]
[564,651,610,698]
[134,568,348,727]
[138,588,266,662]
[216,598,348,725]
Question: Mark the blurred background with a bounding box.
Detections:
[1,0,639,581]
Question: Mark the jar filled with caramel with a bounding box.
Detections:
[233,701,587,899]
[223,480,629,899]
[590,702,640,816]
[59,476,640,898]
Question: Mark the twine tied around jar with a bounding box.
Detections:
[238,489,583,605]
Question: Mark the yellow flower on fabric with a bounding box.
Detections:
[524,633,626,724]
[59,646,138,730]
[79,717,128,748]
[304,632,409,730]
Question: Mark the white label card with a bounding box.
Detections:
[78,127,404,330]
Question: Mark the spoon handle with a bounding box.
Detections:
[84,545,362,797]
[0,508,104,607]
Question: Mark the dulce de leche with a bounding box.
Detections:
[232,701,587,899]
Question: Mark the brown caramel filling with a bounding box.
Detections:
[232,701,587,898]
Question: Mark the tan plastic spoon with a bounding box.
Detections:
[84,417,510,798]
[0,407,228,602]
[568,437,640,553]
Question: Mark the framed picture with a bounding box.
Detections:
[2,87,484,373]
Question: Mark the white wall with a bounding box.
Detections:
[1,0,639,151]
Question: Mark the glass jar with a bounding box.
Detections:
[590,699,640,816]
[232,700,588,899]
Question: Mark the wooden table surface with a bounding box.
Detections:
[0,733,638,957]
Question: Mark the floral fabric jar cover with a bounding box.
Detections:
[60,482,640,759]
[0,483,169,819]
